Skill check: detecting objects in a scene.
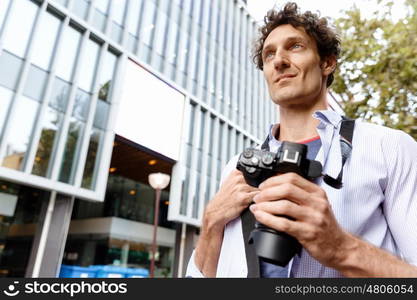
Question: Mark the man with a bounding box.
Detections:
[186,2,417,277]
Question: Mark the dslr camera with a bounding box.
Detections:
[236,141,322,266]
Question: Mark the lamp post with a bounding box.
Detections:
[148,172,170,278]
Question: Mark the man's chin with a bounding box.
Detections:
[270,95,299,106]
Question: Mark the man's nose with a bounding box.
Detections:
[273,51,290,70]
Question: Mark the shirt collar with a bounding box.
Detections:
[312,110,343,129]
[268,109,343,140]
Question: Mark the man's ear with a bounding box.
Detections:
[321,55,337,76]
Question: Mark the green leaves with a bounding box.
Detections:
[333,0,417,139]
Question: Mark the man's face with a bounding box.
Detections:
[262,24,328,108]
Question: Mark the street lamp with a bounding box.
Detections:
[148,172,170,278]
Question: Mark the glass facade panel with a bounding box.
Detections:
[2,96,39,171]
[111,0,126,25]
[92,0,109,32]
[49,77,70,112]
[72,89,90,122]
[30,12,61,70]
[51,0,68,7]
[2,0,37,57]
[78,40,100,92]
[166,22,180,65]
[0,86,13,136]
[93,100,109,130]
[0,0,11,32]
[98,51,117,102]
[58,88,91,183]
[110,23,123,43]
[32,108,64,177]
[55,27,82,82]
[154,11,168,56]
[22,64,48,101]
[140,1,156,47]
[127,0,141,35]
[81,128,104,189]
[58,118,85,184]
[92,9,106,32]
[94,0,109,13]
[0,50,23,91]
[71,0,90,20]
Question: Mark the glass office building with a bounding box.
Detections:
[0,0,337,277]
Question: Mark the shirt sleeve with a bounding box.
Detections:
[382,129,417,265]
[185,250,205,277]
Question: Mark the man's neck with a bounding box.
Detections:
[276,101,327,142]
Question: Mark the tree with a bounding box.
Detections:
[332,0,417,139]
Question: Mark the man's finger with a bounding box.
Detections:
[259,172,322,195]
[249,208,306,238]
[254,183,312,206]
[252,199,313,221]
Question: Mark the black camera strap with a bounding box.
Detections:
[241,116,355,277]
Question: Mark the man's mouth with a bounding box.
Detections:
[275,74,296,83]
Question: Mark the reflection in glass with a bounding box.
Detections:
[0,50,23,91]
[81,128,104,189]
[59,118,85,184]
[32,108,64,177]
[50,77,70,112]
[2,0,37,57]
[30,12,61,70]
[2,96,39,171]
[55,27,82,82]
[78,40,100,92]
[72,89,91,121]
[0,86,13,135]
[22,64,48,101]
[57,89,90,189]
[98,51,117,101]
[93,100,109,130]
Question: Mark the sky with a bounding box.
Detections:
[246,0,407,23]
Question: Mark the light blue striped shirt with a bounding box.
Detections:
[186,109,417,277]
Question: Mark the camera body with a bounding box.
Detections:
[236,141,322,266]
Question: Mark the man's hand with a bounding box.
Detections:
[195,169,259,277]
[249,172,351,269]
[205,169,259,229]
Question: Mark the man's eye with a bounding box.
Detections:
[264,52,274,60]
[291,43,303,49]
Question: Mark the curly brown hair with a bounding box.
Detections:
[252,2,341,87]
